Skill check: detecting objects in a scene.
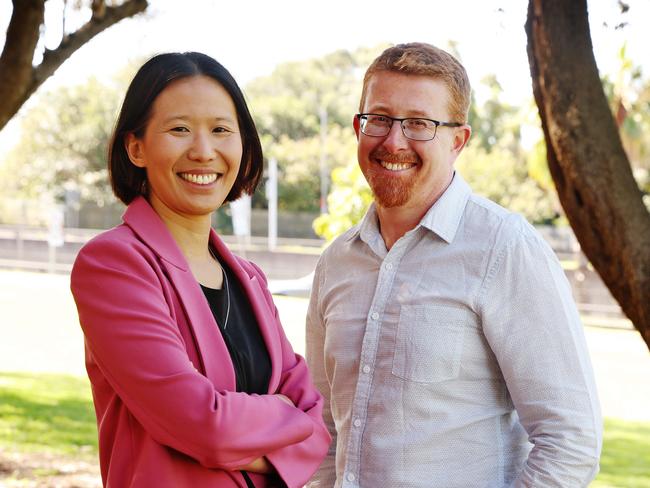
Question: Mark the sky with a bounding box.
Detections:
[0,0,648,156]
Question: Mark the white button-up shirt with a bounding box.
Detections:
[306,173,602,487]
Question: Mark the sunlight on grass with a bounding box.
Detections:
[0,372,97,455]
[592,418,650,487]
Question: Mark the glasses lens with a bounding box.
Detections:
[361,115,391,137]
[403,119,437,141]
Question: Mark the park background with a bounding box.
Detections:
[1,0,649,486]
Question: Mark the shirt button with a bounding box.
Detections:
[362,365,371,374]
[347,473,356,482]
[385,262,393,270]
[370,312,379,320]
[353,418,362,427]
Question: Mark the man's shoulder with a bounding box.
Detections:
[464,192,541,246]
[321,225,360,258]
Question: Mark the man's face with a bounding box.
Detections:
[355,71,468,212]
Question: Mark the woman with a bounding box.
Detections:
[70,52,330,488]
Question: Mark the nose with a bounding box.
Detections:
[187,131,215,162]
[381,120,410,153]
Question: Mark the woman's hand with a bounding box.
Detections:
[239,456,273,473]
[275,394,295,407]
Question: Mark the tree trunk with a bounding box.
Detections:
[0,0,149,131]
[526,0,650,349]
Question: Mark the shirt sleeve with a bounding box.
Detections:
[479,217,603,487]
[244,260,332,488]
[305,257,338,487]
[71,237,316,472]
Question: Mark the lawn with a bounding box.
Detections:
[0,371,648,486]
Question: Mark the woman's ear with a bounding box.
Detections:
[125,133,147,168]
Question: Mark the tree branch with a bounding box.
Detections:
[0,0,45,130]
[34,0,148,92]
[0,0,149,131]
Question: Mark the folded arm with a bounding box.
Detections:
[71,238,315,472]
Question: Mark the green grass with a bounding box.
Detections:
[0,372,649,486]
[0,372,97,456]
[593,418,650,487]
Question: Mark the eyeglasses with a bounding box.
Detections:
[356,113,463,141]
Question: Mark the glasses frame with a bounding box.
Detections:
[356,113,463,141]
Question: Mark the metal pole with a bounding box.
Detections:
[319,106,328,214]
[267,157,278,251]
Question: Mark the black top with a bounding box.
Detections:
[200,260,272,395]
[200,258,275,488]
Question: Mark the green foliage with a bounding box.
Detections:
[246,46,386,142]
[263,126,358,212]
[469,74,521,154]
[245,45,388,212]
[0,372,97,455]
[313,161,372,241]
[457,143,559,225]
[1,77,123,206]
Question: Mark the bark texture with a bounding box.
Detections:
[526,0,650,349]
[0,0,148,131]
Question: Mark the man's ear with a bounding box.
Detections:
[353,115,360,140]
[125,133,147,168]
[451,125,472,154]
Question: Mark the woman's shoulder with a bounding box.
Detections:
[72,223,158,277]
[78,223,146,255]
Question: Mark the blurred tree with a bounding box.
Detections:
[246,45,387,212]
[469,74,521,154]
[0,76,123,206]
[262,126,358,212]
[602,43,650,203]
[313,162,372,241]
[526,0,650,348]
[0,0,148,131]
[457,143,558,224]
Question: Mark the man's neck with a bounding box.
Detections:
[375,204,428,251]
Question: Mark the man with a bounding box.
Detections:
[306,43,602,487]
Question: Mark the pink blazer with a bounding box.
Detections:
[70,197,330,487]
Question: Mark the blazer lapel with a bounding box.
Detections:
[210,232,283,392]
[122,198,236,390]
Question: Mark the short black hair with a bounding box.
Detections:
[109,52,263,205]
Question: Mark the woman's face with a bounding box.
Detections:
[126,75,243,222]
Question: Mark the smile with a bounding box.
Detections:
[178,172,219,185]
[378,160,416,171]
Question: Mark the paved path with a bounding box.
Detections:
[1,270,648,421]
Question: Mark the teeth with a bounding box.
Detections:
[380,161,414,171]
[179,173,218,185]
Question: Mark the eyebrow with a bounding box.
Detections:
[161,115,237,124]
[365,107,433,118]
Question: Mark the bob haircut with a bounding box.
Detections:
[109,52,263,205]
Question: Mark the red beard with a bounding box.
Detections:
[364,148,420,208]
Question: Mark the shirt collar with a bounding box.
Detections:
[347,172,472,245]
[419,172,472,243]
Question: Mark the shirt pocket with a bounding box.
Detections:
[391,304,470,383]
